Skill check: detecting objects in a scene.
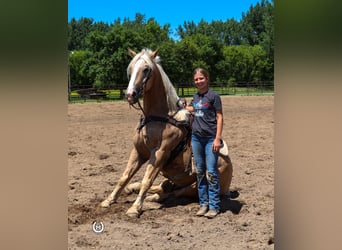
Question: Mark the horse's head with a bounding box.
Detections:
[126,48,160,105]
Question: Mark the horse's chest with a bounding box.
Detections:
[134,126,163,150]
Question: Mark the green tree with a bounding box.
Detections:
[68,1,274,92]
[69,50,92,89]
[176,21,198,39]
[68,17,94,50]
[71,14,175,90]
[218,45,271,83]
[240,0,274,45]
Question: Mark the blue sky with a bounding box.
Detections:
[68,0,262,34]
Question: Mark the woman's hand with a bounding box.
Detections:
[212,138,221,152]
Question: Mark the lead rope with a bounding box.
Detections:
[129,100,146,117]
[137,99,146,117]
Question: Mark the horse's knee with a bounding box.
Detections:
[160,180,175,193]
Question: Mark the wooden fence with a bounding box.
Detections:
[69,82,274,103]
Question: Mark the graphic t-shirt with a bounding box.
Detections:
[190,90,222,137]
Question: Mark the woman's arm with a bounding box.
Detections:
[186,105,194,112]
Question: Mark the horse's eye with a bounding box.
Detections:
[143,67,150,75]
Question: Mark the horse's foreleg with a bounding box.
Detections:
[126,162,161,216]
[100,149,144,208]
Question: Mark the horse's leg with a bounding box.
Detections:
[100,148,144,207]
[164,161,233,200]
[125,180,166,195]
[124,182,141,194]
[125,179,172,202]
[144,179,175,202]
[126,148,168,216]
[126,163,160,216]
[125,182,169,202]
[165,156,233,199]
[172,182,198,197]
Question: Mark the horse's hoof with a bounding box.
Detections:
[145,193,161,202]
[126,207,141,218]
[126,212,139,218]
[100,200,111,208]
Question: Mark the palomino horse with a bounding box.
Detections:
[100,48,233,217]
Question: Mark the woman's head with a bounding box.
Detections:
[193,68,209,79]
[193,68,209,93]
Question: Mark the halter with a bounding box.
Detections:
[127,62,152,116]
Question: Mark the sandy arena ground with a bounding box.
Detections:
[68,95,274,249]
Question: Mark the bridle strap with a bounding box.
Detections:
[137,99,146,116]
[128,65,152,116]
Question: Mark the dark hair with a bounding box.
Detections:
[193,68,210,80]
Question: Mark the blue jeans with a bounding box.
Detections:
[191,134,220,210]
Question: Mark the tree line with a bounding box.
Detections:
[68,0,274,91]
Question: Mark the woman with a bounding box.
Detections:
[186,68,223,219]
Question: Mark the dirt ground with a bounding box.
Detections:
[68,95,274,249]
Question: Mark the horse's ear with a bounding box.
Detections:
[128,48,136,58]
[151,48,160,58]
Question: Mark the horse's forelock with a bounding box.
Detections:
[138,49,161,67]
[127,49,157,78]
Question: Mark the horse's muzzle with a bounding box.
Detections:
[126,85,143,104]
[126,93,138,104]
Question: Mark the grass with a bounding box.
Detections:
[68,86,274,103]
[176,86,273,97]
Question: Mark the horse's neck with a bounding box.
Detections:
[143,74,169,116]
